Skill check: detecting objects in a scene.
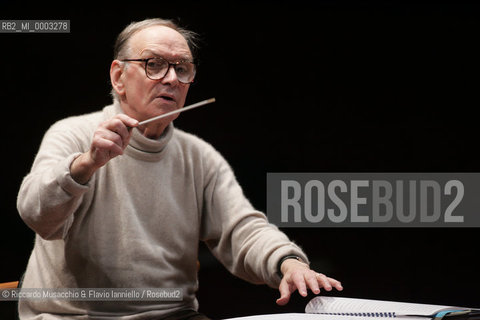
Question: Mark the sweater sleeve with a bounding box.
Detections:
[200,147,309,289]
[17,120,94,240]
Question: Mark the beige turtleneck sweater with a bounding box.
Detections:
[16,102,308,319]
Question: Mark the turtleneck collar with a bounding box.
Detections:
[106,101,174,162]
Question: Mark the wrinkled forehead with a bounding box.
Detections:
[127,25,192,61]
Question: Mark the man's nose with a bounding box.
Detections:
[161,65,179,85]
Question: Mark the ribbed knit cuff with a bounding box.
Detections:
[54,152,94,196]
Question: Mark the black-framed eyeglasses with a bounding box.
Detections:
[120,57,196,84]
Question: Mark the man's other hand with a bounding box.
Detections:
[276,258,343,306]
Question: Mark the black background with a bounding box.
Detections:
[1,1,479,319]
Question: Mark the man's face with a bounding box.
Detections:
[118,25,192,124]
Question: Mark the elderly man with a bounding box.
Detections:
[17,18,342,319]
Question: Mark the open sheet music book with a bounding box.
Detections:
[305,296,471,318]
[223,296,476,320]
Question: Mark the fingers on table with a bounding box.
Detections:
[294,271,344,296]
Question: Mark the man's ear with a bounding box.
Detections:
[110,60,126,97]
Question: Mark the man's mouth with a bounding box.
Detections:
[158,94,175,102]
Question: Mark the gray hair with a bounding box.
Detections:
[110,18,199,100]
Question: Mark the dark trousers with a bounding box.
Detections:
[160,309,211,320]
